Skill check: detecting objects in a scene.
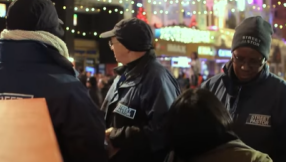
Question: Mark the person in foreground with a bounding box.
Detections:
[100,18,180,162]
[0,0,106,161]
[165,89,272,162]
[200,16,286,162]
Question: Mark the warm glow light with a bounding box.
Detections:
[68,57,74,62]
[73,14,77,26]
[237,0,246,11]
[263,4,266,8]
[156,26,214,44]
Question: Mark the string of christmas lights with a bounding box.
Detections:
[65,26,98,36]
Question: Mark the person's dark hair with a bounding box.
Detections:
[87,77,98,88]
[78,67,84,73]
[192,51,198,60]
[166,89,234,160]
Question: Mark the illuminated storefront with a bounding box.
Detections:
[153,26,236,77]
[154,39,217,78]
[214,49,232,74]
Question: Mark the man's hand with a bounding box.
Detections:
[105,127,120,159]
[105,127,113,136]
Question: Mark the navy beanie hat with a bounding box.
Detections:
[231,16,273,60]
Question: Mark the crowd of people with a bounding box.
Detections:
[77,68,115,106]
[0,0,285,162]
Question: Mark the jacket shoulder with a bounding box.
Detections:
[267,73,286,87]
[195,140,272,162]
[200,73,224,90]
[230,148,272,162]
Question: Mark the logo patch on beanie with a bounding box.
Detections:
[241,36,261,46]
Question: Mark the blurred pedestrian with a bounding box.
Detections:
[165,89,272,162]
[177,72,190,91]
[189,51,201,87]
[0,0,107,161]
[87,76,102,107]
[78,67,87,86]
[100,18,180,162]
[201,16,286,162]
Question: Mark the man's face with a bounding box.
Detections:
[232,47,265,82]
[109,37,129,64]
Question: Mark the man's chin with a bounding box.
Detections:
[237,75,254,82]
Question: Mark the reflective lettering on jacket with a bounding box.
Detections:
[246,114,271,127]
[0,93,34,100]
[113,103,136,119]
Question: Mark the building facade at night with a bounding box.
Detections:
[0,0,285,77]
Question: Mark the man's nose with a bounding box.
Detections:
[241,63,251,71]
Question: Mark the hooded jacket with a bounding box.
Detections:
[0,40,107,162]
[201,61,286,162]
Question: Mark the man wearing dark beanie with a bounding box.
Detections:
[0,0,107,162]
[201,16,286,162]
[99,18,180,162]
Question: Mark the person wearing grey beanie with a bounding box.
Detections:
[201,16,286,162]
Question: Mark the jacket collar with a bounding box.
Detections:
[0,40,76,76]
[114,50,156,81]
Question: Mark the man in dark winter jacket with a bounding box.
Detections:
[201,16,286,162]
[100,18,181,162]
[0,0,107,162]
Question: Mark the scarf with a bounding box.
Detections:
[0,29,69,58]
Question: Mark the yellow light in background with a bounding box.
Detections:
[0,3,6,17]
[73,14,77,26]
[263,4,266,8]
[237,0,246,11]
[68,57,74,62]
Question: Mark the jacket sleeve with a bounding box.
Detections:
[109,74,180,152]
[57,86,107,162]
[199,78,210,89]
[271,86,286,162]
